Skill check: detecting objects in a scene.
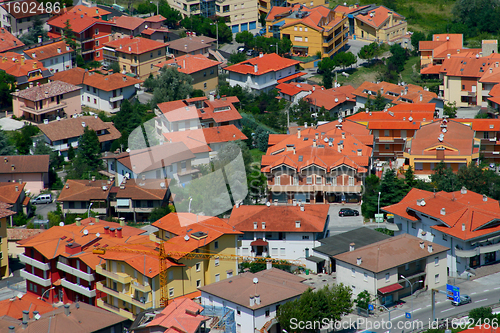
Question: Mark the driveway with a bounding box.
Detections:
[33,199,56,219]
[344,39,371,67]
[327,203,364,236]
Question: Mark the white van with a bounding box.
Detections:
[31,194,52,205]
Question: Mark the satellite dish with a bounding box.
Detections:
[323,138,328,143]
[34,314,41,320]
[421,200,426,206]
[96,233,100,237]
[253,277,259,284]
[184,234,190,241]
[59,222,65,227]
[126,148,131,153]
[83,229,89,235]
[442,128,447,133]
[266,201,271,207]
[338,118,343,123]
[17,293,23,299]
[408,116,413,122]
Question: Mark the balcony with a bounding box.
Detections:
[479,138,498,145]
[267,184,362,193]
[20,270,51,287]
[131,280,151,293]
[20,102,67,115]
[81,49,95,55]
[61,278,96,298]
[455,242,500,258]
[97,298,135,320]
[96,281,152,309]
[96,265,132,284]
[18,253,50,271]
[109,95,124,103]
[460,90,476,97]
[376,137,405,143]
[57,261,95,282]
[96,281,120,298]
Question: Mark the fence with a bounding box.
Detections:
[202,305,236,333]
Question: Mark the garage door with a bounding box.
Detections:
[232,25,239,33]
[241,23,248,31]
[272,192,287,203]
[249,21,256,30]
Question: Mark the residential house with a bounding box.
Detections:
[215,0,258,34]
[96,212,241,320]
[334,234,448,305]
[0,293,54,319]
[11,80,81,123]
[404,119,479,180]
[334,4,408,46]
[0,28,24,53]
[47,11,114,61]
[261,120,372,203]
[228,204,330,262]
[57,179,111,216]
[225,53,301,92]
[155,54,220,95]
[0,156,49,194]
[102,142,197,185]
[307,227,391,274]
[352,81,443,113]
[0,182,28,216]
[0,0,50,37]
[111,15,169,42]
[110,178,171,222]
[63,4,111,20]
[166,36,216,57]
[200,268,311,333]
[6,229,44,259]
[305,85,356,118]
[384,187,500,277]
[18,217,144,305]
[265,4,348,58]
[155,95,242,131]
[37,115,121,157]
[0,52,52,89]
[129,297,208,333]
[52,67,143,113]
[23,40,74,74]
[455,119,500,164]
[0,301,128,333]
[0,202,15,278]
[103,37,168,79]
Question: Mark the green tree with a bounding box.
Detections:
[239,258,291,273]
[259,13,266,27]
[67,146,75,160]
[66,127,102,179]
[149,204,175,222]
[456,163,493,195]
[137,1,157,14]
[158,0,182,28]
[145,66,193,107]
[291,99,314,127]
[0,71,16,108]
[452,0,500,36]
[228,52,246,65]
[334,51,357,69]
[365,91,388,111]
[10,124,39,155]
[355,290,371,310]
[468,307,495,322]
[62,19,77,51]
[0,130,15,155]
[379,169,409,209]
[235,31,254,48]
[388,44,408,73]
[404,165,417,188]
[19,15,48,45]
[254,127,269,152]
[430,161,459,192]
[358,42,380,65]
[443,101,457,118]
[277,38,293,55]
[317,57,338,89]
[411,31,427,53]
[361,174,381,218]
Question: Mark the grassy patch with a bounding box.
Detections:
[335,62,385,88]
[250,148,265,163]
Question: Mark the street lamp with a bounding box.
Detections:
[150,1,159,15]
[377,191,381,215]
[270,43,279,54]
[210,23,218,50]
[188,197,193,213]
[40,286,55,302]
[88,202,93,218]
[400,275,423,318]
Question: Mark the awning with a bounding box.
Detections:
[293,45,309,50]
[378,283,404,294]
[250,239,269,246]
[306,256,325,263]
[273,20,286,27]
[277,71,306,83]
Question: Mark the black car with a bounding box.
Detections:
[339,208,359,217]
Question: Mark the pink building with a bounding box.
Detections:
[11,80,82,123]
[0,156,49,195]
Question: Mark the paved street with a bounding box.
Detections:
[33,198,56,220]
[327,203,364,236]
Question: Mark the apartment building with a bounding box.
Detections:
[167,36,216,57]
[0,0,50,37]
[111,15,167,39]
[216,0,258,34]
[335,234,448,305]
[96,212,241,320]
[261,120,372,203]
[0,28,24,53]
[47,11,114,61]
[18,218,144,305]
[404,119,479,180]
[0,155,49,194]
[103,37,167,79]
[11,80,81,123]
[266,4,348,58]
[0,202,15,278]
[419,34,468,75]
[225,53,301,92]
[58,179,112,216]
[384,187,500,277]
[23,40,74,74]
[0,52,52,89]
[455,119,500,164]
[228,204,329,262]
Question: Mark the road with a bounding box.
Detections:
[33,200,56,220]
[327,203,364,236]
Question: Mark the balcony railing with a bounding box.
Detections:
[109,95,124,103]
[131,280,151,293]
[57,261,95,282]
[20,270,51,287]
[455,242,500,258]
[96,265,131,284]
[96,298,135,320]
[96,281,120,297]
[61,278,96,298]
[18,253,50,271]
[267,184,362,193]
[96,281,152,309]
[20,102,67,115]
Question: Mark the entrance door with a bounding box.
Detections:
[470,255,480,268]
[256,246,263,256]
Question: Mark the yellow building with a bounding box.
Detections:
[103,37,168,80]
[352,6,407,44]
[96,213,241,319]
[0,203,15,278]
[266,4,348,58]
[258,0,326,18]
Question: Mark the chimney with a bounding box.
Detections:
[496,62,499,68]
[356,257,362,265]
[119,217,125,226]
[461,186,467,194]
[428,244,433,253]
[15,185,18,192]
[342,132,345,139]
[38,35,42,43]
[380,87,384,94]
[91,175,96,182]
[33,311,39,318]
[388,11,393,25]
[483,194,488,202]
[462,223,466,231]
[490,68,493,74]
[357,149,362,156]
[57,48,61,53]
[116,227,123,238]
[33,61,37,69]
[109,228,116,237]
[255,294,261,305]
[11,164,14,171]
[3,157,7,163]
[419,241,424,249]
[22,321,28,329]
[315,133,319,140]
[349,242,355,251]
[22,310,29,322]
[64,304,70,316]
[8,326,15,333]
[254,64,258,73]
[76,217,81,226]
[249,295,255,306]
[313,139,316,147]
[297,128,301,138]
[104,226,110,235]
[419,94,423,102]
[259,52,263,58]
[20,55,25,65]
[266,260,272,270]
[95,216,99,223]
[440,208,445,216]
[447,54,451,59]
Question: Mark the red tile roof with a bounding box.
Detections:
[440,53,500,78]
[0,155,49,174]
[333,4,370,15]
[383,188,500,240]
[24,40,73,61]
[276,71,305,83]
[47,11,113,34]
[12,80,81,101]
[115,179,169,200]
[0,182,25,205]
[0,293,54,320]
[57,179,111,202]
[348,104,436,123]
[167,36,216,53]
[145,15,166,23]
[355,5,403,29]
[37,115,121,142]
[304,85,355,111]
[0,28,24,53]
[489,83,500,97]
[146,297,208,331]
[112,15,145,30]
[7,228,44,241]
[0,52,50,81]
[0,201,15,219]
[104,36,167,54]
[155,54,220,74]
[1,0,45,19]
[277,5,343,32]
[352,81,439,106]
[456,119,500,132]
[225,53,300,76]
[52,67,143,91]
[66,5,111,18]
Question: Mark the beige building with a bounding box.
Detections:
[0,203,15,278]
[216,0,259,34]
[103,37,168,80]
[335,234,448,306]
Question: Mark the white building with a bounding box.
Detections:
[228,204,330,263]
[24,40,73,74]
[383,187,500,278]
[224,53,302,93]
[0,0,50,37]
[51,67,143,113]
[199,267,311,333]
[334,234,448,306]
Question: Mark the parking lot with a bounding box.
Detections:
[327,203,364,236]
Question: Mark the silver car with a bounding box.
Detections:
[451,295,471,306]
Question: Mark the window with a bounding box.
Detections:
[306,176,312,184]
[215,273,220,282]
[385,273,390,282]
[412,222,416,229]
[93,87,97,93]
[215,257,220,266]
[237,308,241,315]
[294,36,303,42]
[227,271,233,278]
[168,270,173,280]
[435,274,440,284]
[316,176,321,184]
[349,177,354,186]
[305,27,308,31]
[265,309,270,317]
[385,144,390,150]
[305,37,308,42]
[95,28,99,35]
[150,52,153,58]
[294,26,297,31]
[203,71,206,77]
[351,268,355,277]
[96,40,99,46]
[275,176,280,185]
[442,234,448,241]
[94,98,97,104]
[169,288,174,297]
[181,161,186,170]
[214,241,219,249]
[204,82,207,89]
[253,222,258,229]
[196,262,201,271]
[196,279,201,287]
[280,248,286,256]
[302,235,310,240]
[158,50,161,56]
[364,272,368,281]
[435,256,439,266]
[405,263,409,271]
[210,69,214,75]
[87,96,90,102]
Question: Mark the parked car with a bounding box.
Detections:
[317,68,324,74]
[246,49,254,56]
[451,295,471,306]
[237,47,245,53]
[31,194,53,205]
[339,208,359,217]
[259,28,266,35]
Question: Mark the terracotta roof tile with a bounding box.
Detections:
[57,179,111,202]
[37,115,121,142]
[0,293,54,320]
[355,5,403,29]
[0,201,15,219]
[115,179,169,200]
[24,40,73,61]
[12,80,80,101]
[352,81,438,106]
[155,54,220,74]
[0,182,25,205]
[0,155,49,174]
[104,36,168,54]
[112,15,146,30]
[145,298,208,330]
[456,119,500,132]
[66,5,111,18]
[225,53,300,75]
[7,228,44,241]
[52,67,143,91]
[0,28,24,53]
[304,85,355,110]
[440,53,500,78]
[0,52,51,81]
[48,11,113,34]
[1,0,45,19]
